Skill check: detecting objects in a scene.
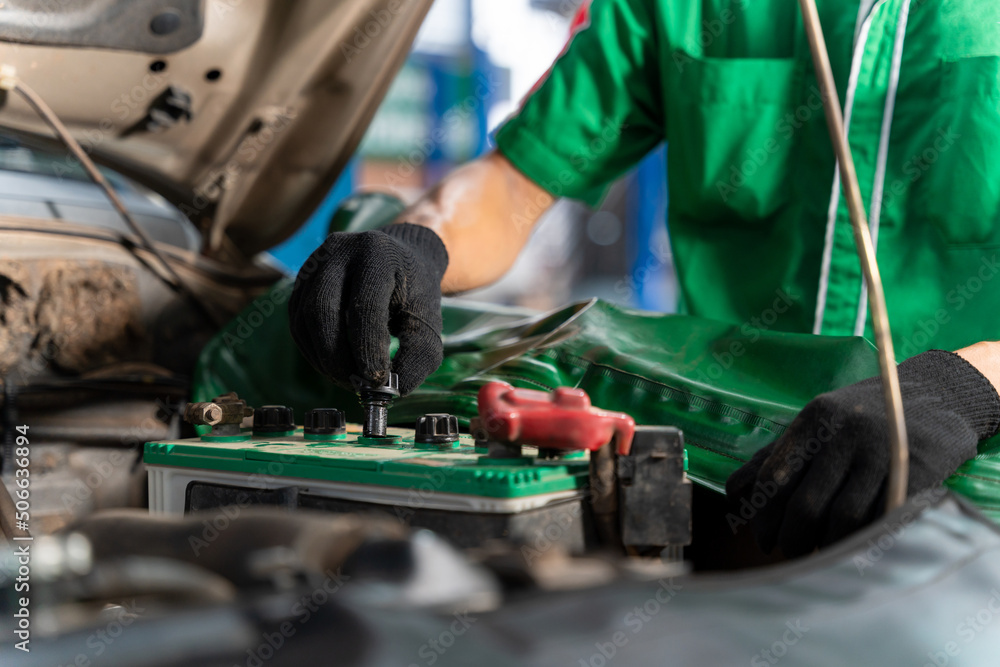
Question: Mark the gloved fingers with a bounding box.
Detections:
[289,235,366,386]
[755,430,814,494]
[748,397,846,552]
[748,436,818,554]
[725,443,774,506]
[288,265,319,364]
[821,460,886,548]
[773,448,853,558]
[390,308,444,396]
[287,229,447,393]
[287,285,316,366]
[290,268,347,383]
[345,261,396,386]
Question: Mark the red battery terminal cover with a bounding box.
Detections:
[477,381,635,455]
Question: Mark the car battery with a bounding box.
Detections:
[144,403,597,552]
[144,382,690,554]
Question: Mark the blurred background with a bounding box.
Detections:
[268,0,677,313]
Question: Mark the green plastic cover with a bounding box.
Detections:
[144,427,591,499]
[192,283,1000,521]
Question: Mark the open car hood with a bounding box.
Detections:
[0,0,432,261]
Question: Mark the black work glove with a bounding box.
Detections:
[288,223,448,396]
[726,349,1000,558]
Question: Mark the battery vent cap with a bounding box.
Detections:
[304,408,346,435]
[415,413,460,445]
[253,405,295,434]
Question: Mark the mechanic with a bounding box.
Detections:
[289,0,1000,557]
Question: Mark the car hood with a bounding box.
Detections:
[0,0,432,261]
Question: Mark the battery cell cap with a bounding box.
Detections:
[253,405,295,433]
[304,408,346,435]
[415,413,460,444]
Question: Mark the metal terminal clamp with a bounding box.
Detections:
[184,392,253,436]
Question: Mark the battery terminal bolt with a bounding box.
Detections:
[356,373,399,438]
[184,392,253,437]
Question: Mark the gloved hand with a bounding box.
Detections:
[288,223,448,396]
[726,349,1000,558]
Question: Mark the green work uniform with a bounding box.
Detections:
[496,0,1000,358]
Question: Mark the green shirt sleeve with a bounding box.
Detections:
[495,0,664,207]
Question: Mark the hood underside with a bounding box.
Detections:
[0,0,433,260]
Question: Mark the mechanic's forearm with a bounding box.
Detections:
[957,341,1000,394]
[394,151,555,294]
